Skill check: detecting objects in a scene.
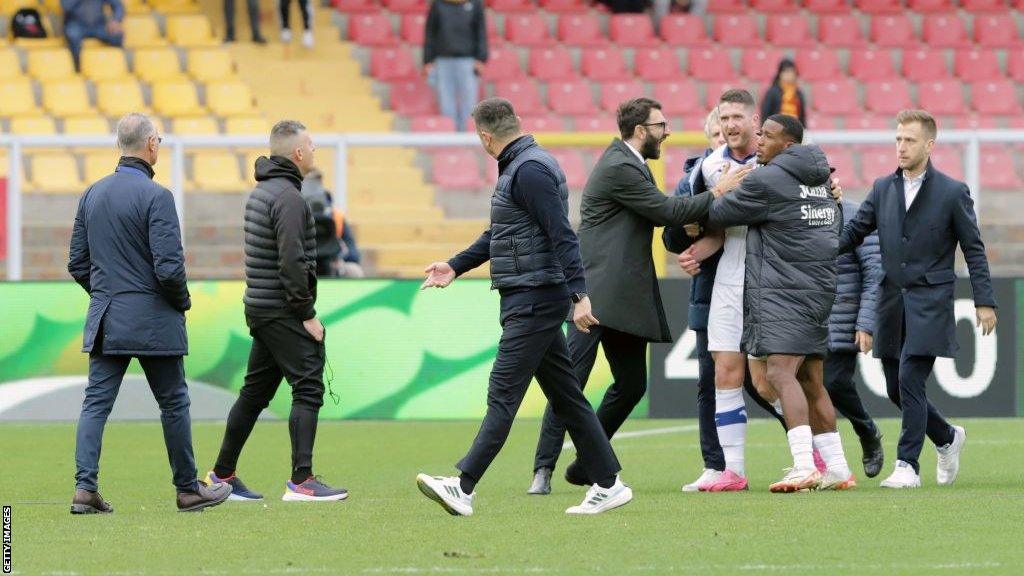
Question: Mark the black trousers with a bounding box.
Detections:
[882,352,954,473]
[280,0,311,31]
[224,0,262,39]
[532,323,647,472]
[457,299,621,483]
[215,316,325,476]
[823,351,879,442]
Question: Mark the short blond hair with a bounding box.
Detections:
[896,109,937,140]
[704,107,719,139]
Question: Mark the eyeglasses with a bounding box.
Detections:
[642,122,668,131]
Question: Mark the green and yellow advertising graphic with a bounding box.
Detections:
[0,280,624,420]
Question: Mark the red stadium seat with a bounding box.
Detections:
[858,145,896,181]
[908,0,956,11]
[659,14,711,46]
[1009,50,1024,82]
[921,15,971,48]
[581,48,631,81]
[557,14,605,46]
[979,148,1023,190]
[901,49,951,82]
[383,0,427,14]
[794,49,841,82]
[634,48,682,82]
[973,15,1021,48]
[400,14,426,44]
[608,14,659,47]
[751,0,800,12]
[917,80,967,116]
[811,79,859,114]
[487,17,501,44]
[820,148,863,189]
[549,148,588,188]
[687,48,737,82]
[548,79,597,115]
[941,114,1000,130]
[971,80,1021,115]
[333,0,378,13]
[953,49,1003,82]
[678,112,710,132]
[505,14,554,47]
[704,81,752,110]
[871,15,917,48]
[573,115,618,132]
[410,115,455,132]
[929,146,965,181]
[810,115,840,129]
[856,0,902,13]
[653,80,700,115]
[865,81,911,114]
[480,47,524,82]
[493,79,545,115]
[706,0,746,12]
[349,14,397,46]
[527,47,575,81]
[489,0,534,12]
[540,0,588,13]
[765,15,815,48]
[805,0,851,12]
[818,15,866,47]
[741,48,785,82]
[389,80,437,115]
[962,0,1009,12]
[600,80,646,112]
[713,14,761,47]
[848,49,898,81]
[843,115,890,130]
[520,114,567,132]
[432,150,484,189]
[371,48,417,81]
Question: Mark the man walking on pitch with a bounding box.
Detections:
[708,114,855,492]
[68,113,231,513]
[207,120,348,502]
[528,98,720,494]
[417,98,631,516]
[839,109,996,488]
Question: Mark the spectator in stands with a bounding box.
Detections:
[760,58,807,128]
[423,0,488,132]
[279,0,313,48]
[61,0,124,71]
[301,169,364,278]
[223,0,266,44]
[653,0,706,23]
[597,0,649,12]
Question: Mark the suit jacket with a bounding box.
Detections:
[839,161,995,359]
[68,158,190,356]
[578,138,714,342]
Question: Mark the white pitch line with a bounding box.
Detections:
[561,424,698,451]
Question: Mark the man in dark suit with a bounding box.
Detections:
[68,113,231,513]
[528,98,720,494]
[840,109,997,489]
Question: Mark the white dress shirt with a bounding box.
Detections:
[623,140,646,165]
[903,170,926,210]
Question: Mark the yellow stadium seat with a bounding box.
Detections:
[166,15,218,47]
[27,48,76,81]
[83,151,119,183]
[0,0,37,15]
[42,79,95,117]
[122,0,150,14]
[80,47,129,82]
[148,0,200,14]
[40,0,59,12]
[0,48,23,80]
[225,116,269,135]
[63,116,111,134]
[187,48,235,82]
[132,48,183,82]
[152,79,205,117]
[28,153,84,193]
[13,38,64,49]
[123,15,168,48]
[10,116,56,134]
[95,80,148,116]
[190,152,246,192]
[172,115,219,135]
[0,80,40,117]
[205,80,256,116]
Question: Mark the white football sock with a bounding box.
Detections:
[787,425,815,471]
[715,387,747,477]
[813,432,852,478]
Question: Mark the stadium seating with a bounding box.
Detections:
[134,48,185,82]
[848,49,897,81]
[634,48,681,82]
[973,14,1020,48]
[871,15,918,47]
[42,79,94,117]
[608,14,659,47]
[29,153,83,193]
[528,47,575,81]
[389,80,437,115]
[600,80,645,112]
[653,80,700,115]
[659,14,712,46]
[764,15,815,47]
[80,47,129,82]
[811,79,859,115]
[547,79,597,115]
[865,81,912,115]
[953,49,1003,82]
[96,80,149,116]
[152,80,206,117]
[0,80,39,117]
[901,50,950,82]
[505,14,553,47]
[581,48,630,81]
[480,47,524,81]
[818,15,865,47]
[794,49,841,81]
[741,48,785,82]
[400,14,426,44]
[688,48,737,82]
[921,14,971,48]
[191,152,247,192]
[917,80,967,116]
[557,14,605,47]
[349,13,397,45]
[27,48,75,81]
[713,14,761,47]
[64,116,110,134]
[430,150,484,189]
[173,116,219,135]
[493,79,545,116]
[188,49,237,82]
[971,80,1021,115]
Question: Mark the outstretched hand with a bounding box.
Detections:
[712,163,753,198]
[421,262,456,290]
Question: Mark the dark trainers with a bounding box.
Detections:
[70,489,113,515]
[205,470,263,501]
[564,459,590,487]
[860,431,885,479]
[283,475,349,502]
[177,482,232,512]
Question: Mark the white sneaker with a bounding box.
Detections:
[415,474,473,516]
[880,460,922,488]
[817,469,857,491]
[936,425,966,485]
[681,468,722,492]
[281,28,292,43]
[302,30,314,48]
[566,476,633,514]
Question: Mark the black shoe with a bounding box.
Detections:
[564,459,590,487]
[176,482,232,512]
[861,430,885,478]
[224,34,235,44]
[252,35,267,44]
[71,489,113,514]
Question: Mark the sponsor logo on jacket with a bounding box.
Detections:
[801,204,836,226]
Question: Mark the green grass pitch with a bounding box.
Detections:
[3,417,1024,575]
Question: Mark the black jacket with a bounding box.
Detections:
[423,0,488,64]
[708,144,840,357]
[580,138,713,342]
[839,161,996,359]
[243,156,318,322]
[68,156,189,356]
[828,199,882,352]
[760,84,807,127]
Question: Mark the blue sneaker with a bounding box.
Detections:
[205,470,263,501]
[283,475,349,502]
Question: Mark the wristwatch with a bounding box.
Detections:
[571,292,587,303]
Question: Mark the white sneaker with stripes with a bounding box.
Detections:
[566,476,633,515]
[415,474,474,516]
